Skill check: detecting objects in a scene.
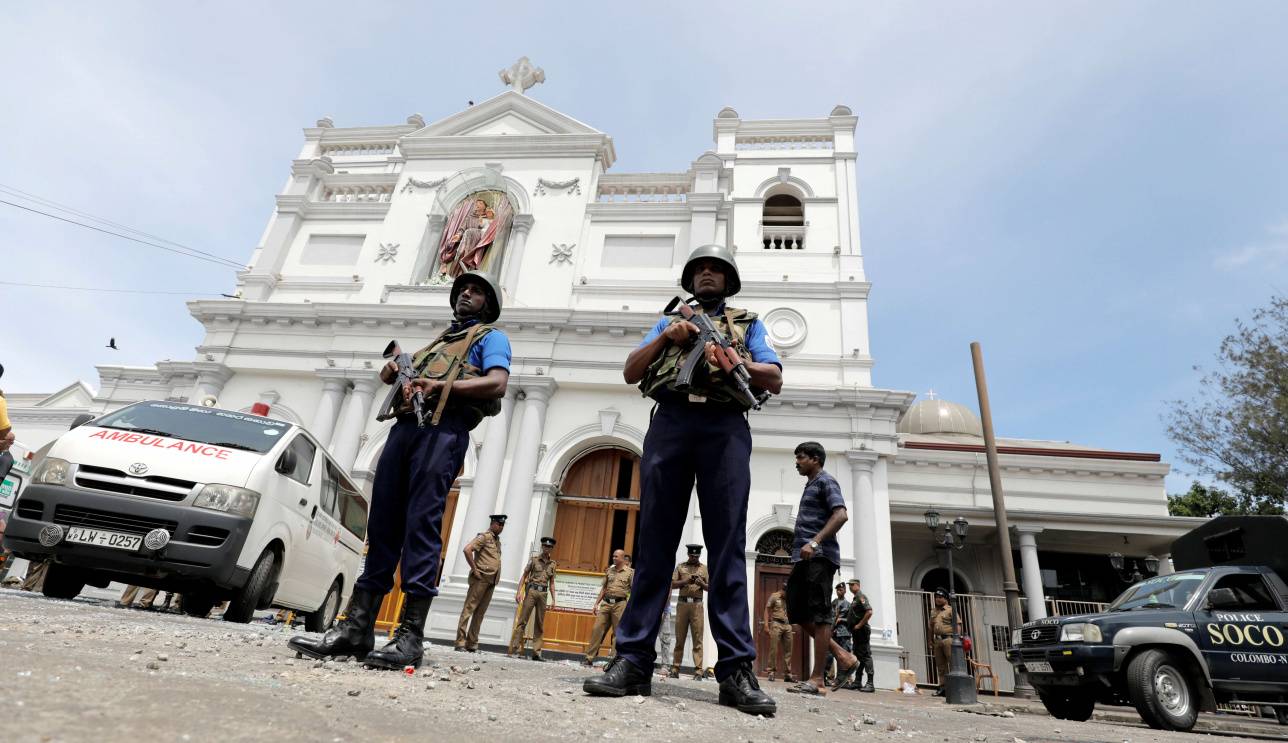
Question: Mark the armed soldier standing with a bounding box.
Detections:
[584,245,782,716]
[288,271,511,670]
[508,535,558,660]
[845,578,875,692]
[456,514,506,651]
[670,544,708,679]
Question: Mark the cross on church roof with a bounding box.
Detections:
[924,388,939,400]
[499,56,545,95]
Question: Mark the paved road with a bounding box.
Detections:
[0,588,1278,743]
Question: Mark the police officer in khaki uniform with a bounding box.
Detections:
[455,514,506,651]
[670,544,709,679]
[762,589,795,682]
[583,549,633,664]
[929,588,958,696]
[509,536,558,660]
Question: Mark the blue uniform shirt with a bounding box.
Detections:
[454,319,512,373]
[639,306,782,368]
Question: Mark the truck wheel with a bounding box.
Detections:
[223,550,276,624]
[1126,649,1199,731]
[41,564,85,600]
[1038,690,1096,721]
[305,579,342,633]
[181,593,217,618]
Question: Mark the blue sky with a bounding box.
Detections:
[3,1,1286,492]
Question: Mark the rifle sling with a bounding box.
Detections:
[430,323,483,426]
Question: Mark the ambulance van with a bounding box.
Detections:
[2,400,367,630]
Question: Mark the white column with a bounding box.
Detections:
[498,378,557,586]
[310,375,350,448]
[190,363,232,404]
[1157,554,1174,576]
[1015,527,1047,620]
[330,376,379,472]
[848,450,901,689]
[450,385,518,580]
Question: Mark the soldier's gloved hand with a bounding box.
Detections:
[663,320,700,345]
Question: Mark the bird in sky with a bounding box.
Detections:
[106,338,119,350]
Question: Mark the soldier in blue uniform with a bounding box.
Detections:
[289,270,511,670]
[583,245,782,716]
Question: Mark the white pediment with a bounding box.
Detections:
[34,381,95,408]
[407,91,602,139]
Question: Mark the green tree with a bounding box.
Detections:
[1167,481,1283,517]
[1166,296,1288,508]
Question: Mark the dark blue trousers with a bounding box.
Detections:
[356,415,471,598]
[614,403,755,682]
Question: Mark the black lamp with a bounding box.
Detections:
[924,509,941,531]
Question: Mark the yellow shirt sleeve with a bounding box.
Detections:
[0,397,11,430]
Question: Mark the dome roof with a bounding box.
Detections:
[897,398,983,436]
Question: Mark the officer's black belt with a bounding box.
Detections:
[603,596,626,604]
[527,584,548,592]
[678,596,703,604]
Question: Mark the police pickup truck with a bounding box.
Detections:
[1007,515,1288,732]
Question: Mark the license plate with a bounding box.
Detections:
[65,527,143,552]
[1026,661,1054,674]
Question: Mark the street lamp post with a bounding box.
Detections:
[925,510,976,705]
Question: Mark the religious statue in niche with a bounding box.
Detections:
[434,189,514,279]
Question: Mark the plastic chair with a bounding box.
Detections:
[969,658,999,697]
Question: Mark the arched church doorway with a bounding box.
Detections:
[752,529,808,679]
[539,447,641,653]
[919,567,971,596]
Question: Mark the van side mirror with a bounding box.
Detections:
[69,414,95,431]
[1206,587,1239,610]
[275,448,298,475]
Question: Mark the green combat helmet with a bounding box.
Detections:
[451,270,503,323]
[680,244,741,297]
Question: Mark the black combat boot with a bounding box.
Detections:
[364,594,433,670]
[718,661,777,716]
[582,656,652,697]
[287,588,381,661]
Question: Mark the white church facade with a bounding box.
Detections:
[7,62,1199,690]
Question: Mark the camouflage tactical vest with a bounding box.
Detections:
[638,306,759,408]
[404,323,502,429]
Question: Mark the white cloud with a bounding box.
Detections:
[1215,221,1288,270]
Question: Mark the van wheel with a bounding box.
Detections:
[223,550,276,624]
[1126,649,1199,731]
[181,593,217,618]
[306,580,342,633]
[41,564,85,600]
[1276,707,1288,726]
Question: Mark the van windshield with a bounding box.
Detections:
[1108,572,1206,612]
[92,402,291,455]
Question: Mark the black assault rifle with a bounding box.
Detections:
[664,296,769,410]
[375,340,427,427]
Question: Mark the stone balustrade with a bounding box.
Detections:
[596,173,690,203]
[735,135,832,151]
[762,225,806,250]
[320,142,396,158]
[322,185,394,203]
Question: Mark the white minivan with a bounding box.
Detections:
[2,400,367,630]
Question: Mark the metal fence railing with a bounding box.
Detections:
[1046,599,1108,617]
[895,590,1015,694]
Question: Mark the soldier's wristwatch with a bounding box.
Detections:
[808,540,820,551]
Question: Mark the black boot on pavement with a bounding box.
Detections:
[288,587,381,661]
[364,594,432,670]
[582,656,652,697]
[718,662,777,716]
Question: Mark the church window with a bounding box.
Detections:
[762,194,804,249]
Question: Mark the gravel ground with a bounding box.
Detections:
[0,588,1278,743]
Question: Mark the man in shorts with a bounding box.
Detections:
[784,442,851,695]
